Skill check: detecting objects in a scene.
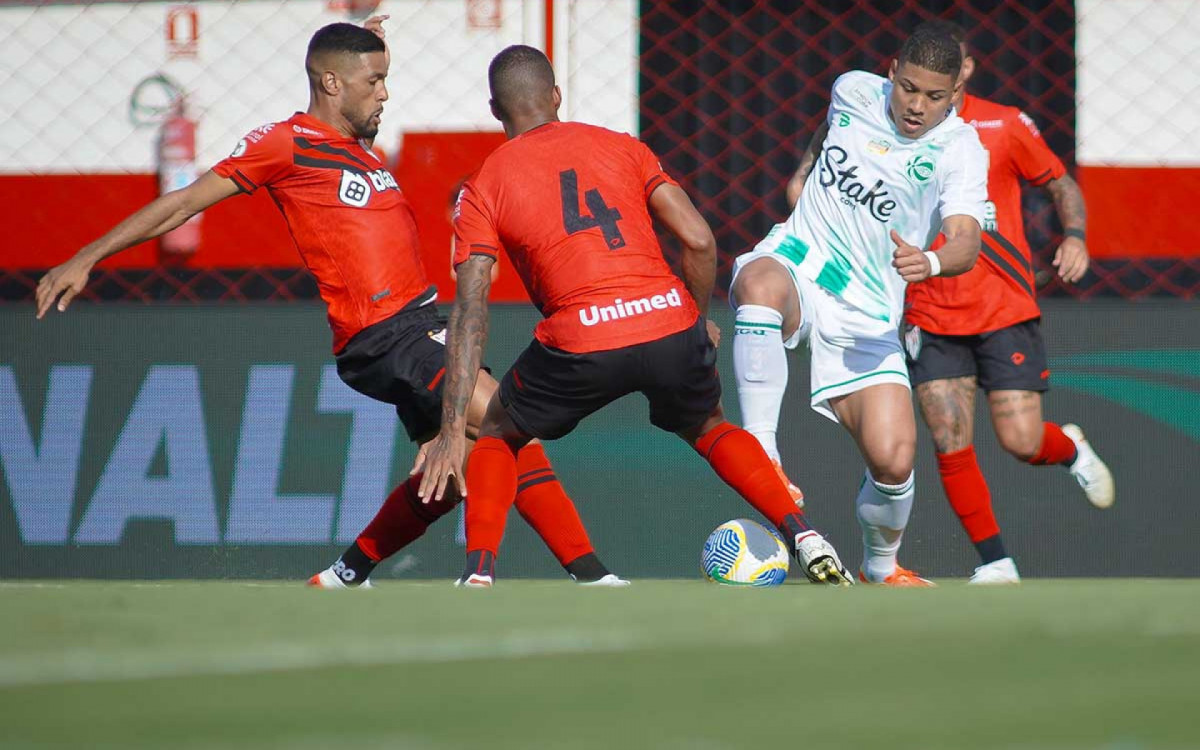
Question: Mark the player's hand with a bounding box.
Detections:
[36,255,93,319]
[891,229,932,283]
[705,319,721,348]
[409,438,431,476]
[363,14,389,39]
[417,430,467,504]
[1053,235,1089,284]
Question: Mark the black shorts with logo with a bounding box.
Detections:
[335,304,450,443]
[498,317,722,440]
[904,317,1050,392]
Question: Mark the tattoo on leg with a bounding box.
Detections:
[917,377,976,454]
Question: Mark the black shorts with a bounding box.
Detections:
[335,304,450,443]
[498,317,722,440]
[905,318,1050,392]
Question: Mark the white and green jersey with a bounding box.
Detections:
[770,70,988,324]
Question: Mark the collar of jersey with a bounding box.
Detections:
[292,112,352,142]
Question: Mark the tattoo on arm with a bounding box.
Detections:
[440,256,494,432]
[916,377,977,454]
[1046,174,1087,232]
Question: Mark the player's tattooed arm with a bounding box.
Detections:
[1045,174,1089,283]
[916,377,977,454]
[418,255,495,502]
[786,120,829,211]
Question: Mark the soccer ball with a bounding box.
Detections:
[702,519,789,586]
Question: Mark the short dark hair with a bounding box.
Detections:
[897,23,963,76]
[306,22,384,62]
[914,18,967,51]
[488,45,555,113]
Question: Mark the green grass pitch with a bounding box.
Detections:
[1,579,1197,749]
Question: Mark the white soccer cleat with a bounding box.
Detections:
[574,574,631,587]
[1062,424,1115,509]
[794,530,853,586]
[454,573,494,588]
[969,557,1021,585]
[307,568,374,589]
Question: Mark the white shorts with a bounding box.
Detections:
[731,248,910,423]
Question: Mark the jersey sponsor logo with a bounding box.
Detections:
[905,154,935,183]
[578,288,683,327]
[245,123,275,144]
[818,145,897,221]
[230,139,247,157]
[850,86,875,108]
[339,170,371,207]
[867,139,891,155]
[1018,111,1041,136]
[837,112,852,127]
[292,125,322,136]
[337,168,398,207]
[969,118,1004,129]
[982,200,997,231]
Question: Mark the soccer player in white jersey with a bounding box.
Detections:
[730,25,988,586]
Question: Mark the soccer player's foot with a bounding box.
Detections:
[793,531,853,586]
[454,573,494,588]
[1062,424,1115,509]
[968,557,1021,585]
[573,573,631,587]
[770,459,805,509]
[456,550,496,589]
[858,565,935,587]
[307,567,374,589]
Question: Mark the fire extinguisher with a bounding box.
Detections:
[158,98,201,257]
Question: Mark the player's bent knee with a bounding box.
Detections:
[731,259,794,312]
[999,431,1041,462]
[866,444,916,485]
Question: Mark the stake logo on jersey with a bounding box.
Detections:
[755,71,987,324]
[818,146,897,222]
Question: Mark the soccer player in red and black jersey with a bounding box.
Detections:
[418,45,853,587]
[902,20,1114,583]
[35,21,625,587]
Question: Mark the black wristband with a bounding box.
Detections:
[1064,228,1086,241]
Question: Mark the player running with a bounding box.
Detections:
[417,44,853,587]
[35,22,625,588]
[732,24,989,586]
[902,20,1114,585]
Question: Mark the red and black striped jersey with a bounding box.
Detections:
[213,112,432,352]
[907,94,1067,335]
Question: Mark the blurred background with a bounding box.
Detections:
[1,0,1197,581]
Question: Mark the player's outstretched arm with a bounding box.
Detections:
[36,171,240,318]
[418,255,495,503]
[786,120,829,211]
[1045,173,1089,283]
[648,183,716,317]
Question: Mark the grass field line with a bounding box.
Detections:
[0,625,751,688]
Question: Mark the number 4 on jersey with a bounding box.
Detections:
[559,169,626,249]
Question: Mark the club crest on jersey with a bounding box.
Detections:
[905,154,935,184]
[339,170,371,207]
[818,145,897,222]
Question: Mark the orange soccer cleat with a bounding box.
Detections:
[770,459,805,508]
[858,565,935,587]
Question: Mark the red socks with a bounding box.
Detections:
[513,443,595,566]
[1028,422,1078,466]
[694,422,810,534]
[464,436,520,557]
[355,473,460,562]
[936,446,999,544]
